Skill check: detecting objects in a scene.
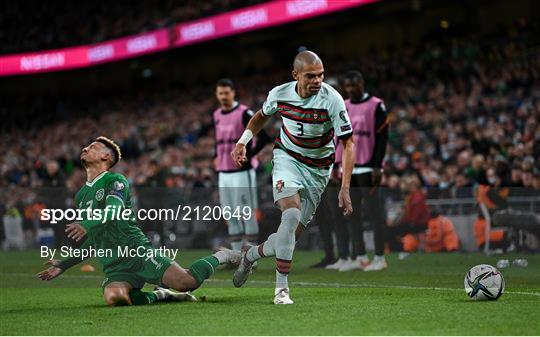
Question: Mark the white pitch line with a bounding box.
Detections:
[2,272,539,297]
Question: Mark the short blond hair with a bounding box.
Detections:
[95,136,121,168]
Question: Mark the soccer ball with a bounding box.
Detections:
[464,264,505,300]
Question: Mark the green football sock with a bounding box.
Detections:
[129,289,158,305]
[189,256,219,287]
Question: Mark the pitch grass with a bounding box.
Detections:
[1,250,539,335]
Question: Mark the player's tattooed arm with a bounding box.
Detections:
[338,135,355,216]
[232,110,271,167]
[37,239,91,280]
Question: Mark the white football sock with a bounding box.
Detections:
[230,240,243,252]
[276,270,289,290]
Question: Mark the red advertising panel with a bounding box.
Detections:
[0,29,169,76]
[0,1,377,76]
[174,0,377,46]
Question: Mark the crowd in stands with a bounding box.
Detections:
[1,18,539,251]
[0,0,267,54]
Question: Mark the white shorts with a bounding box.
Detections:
[218,169,258,215]
[271,149,331,226]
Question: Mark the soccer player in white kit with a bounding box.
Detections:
[231,51,356,304]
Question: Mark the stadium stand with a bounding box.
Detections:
[0,0,267,54]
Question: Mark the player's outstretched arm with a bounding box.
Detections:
[231,109,271,167]
[36,239,92,281]
[36,259,65,281]
[338,135,355,216]
[244,109,270,136]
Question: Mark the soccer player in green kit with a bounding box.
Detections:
[37,136,240,306]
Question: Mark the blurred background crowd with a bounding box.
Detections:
[1,0,538,252]
[0,0,267,54]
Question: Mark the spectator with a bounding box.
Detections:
[387,175,431,252]
[401,211,460,253]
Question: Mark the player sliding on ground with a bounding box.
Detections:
[231,51,356,304]
[37,137,240,306]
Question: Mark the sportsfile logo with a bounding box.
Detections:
[40,205,253,224]
[41,206,134,224]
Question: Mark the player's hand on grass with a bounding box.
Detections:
[66,223,87,242]
[231,143,247,167]
[338,187,353,216]
[37,259,64,281]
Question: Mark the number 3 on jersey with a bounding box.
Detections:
[296,122,304,136]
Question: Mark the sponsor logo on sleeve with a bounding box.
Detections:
[340,124,352,132]
[108,181,125,198]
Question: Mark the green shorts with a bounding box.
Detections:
[101,255,174,290]
[272,149,331,226]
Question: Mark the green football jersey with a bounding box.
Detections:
[74,171,151,273]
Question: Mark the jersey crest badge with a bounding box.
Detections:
[95,188,104,201]
[275,180,285,193]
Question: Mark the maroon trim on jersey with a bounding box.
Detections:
[274,138,335,168]
[277,102,330,124]
[282,126,334,149]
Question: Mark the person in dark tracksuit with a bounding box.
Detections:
[327,70,389,271]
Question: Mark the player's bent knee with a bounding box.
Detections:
[280,208,301,234]
[103,287,131,306]
[162,263,198,292]
[278,194,301,210]
[168,274,198,292]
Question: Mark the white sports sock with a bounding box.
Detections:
[274,208,301,261]
[276,270,288,290]
[212,250,229,264]
[246,208,301,264]
[274,208,300,290]
[246,246,259,262]
[230,240,243,252]
[246,233,277,262]
[228,218,243,252]
[153,288,168,301]
[374,255,385,262]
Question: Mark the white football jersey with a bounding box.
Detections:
[263,81,352,167]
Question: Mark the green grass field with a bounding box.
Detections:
[1,250,539,335]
